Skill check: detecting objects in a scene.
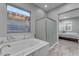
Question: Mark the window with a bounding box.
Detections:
[7,5,30,21]
[64,21,72,31]
[7,5,31,33]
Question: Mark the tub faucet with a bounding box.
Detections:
[0,44,11,55]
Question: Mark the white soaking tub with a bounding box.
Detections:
[1,39,49,56]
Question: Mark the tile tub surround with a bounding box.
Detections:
[7,33,34,42]
[48,39,79,56]
[0,33,34,44]
[0,36,8,44]
[0,39,49,56]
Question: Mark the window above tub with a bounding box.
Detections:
[7,4,31,33]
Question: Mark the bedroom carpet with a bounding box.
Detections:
[48,39,79,56]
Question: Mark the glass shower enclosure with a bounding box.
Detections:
[35,17,57,47]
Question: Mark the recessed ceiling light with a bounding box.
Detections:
[44,5,47,8]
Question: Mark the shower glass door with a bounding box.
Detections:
[47,19,57,46]
[35,18,57,47]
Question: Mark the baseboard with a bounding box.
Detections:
[49,42,58,50]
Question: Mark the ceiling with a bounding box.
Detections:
[34,3,65,12]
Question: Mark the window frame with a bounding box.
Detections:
[6,3,31,33]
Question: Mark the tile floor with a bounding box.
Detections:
[48,39,79,56]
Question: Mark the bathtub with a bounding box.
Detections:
[1,39,49,56]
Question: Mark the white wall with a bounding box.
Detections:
[0,3,46,36]
[0,4,7,36]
